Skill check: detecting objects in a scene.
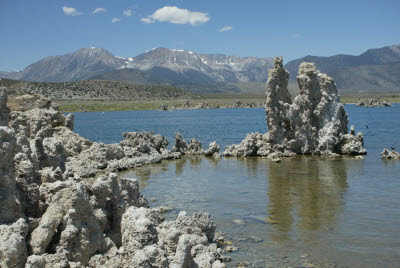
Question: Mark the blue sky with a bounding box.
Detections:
[1,0,399,70]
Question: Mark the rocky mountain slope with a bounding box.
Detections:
[2,44,400,93]
[129,47,274,83]
[0,79,200,101]
[1,47,274,85]
[3,47,126,82]
[89,67,244,94]
[285,44,400,93]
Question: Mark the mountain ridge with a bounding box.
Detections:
[285,44,400,93]
[2,44,400,93]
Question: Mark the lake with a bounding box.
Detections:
[73,105,400,267]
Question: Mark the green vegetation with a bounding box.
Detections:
[56,94,265,112]
[0,79,200,101]
[55,92,400,113]
[2,78,399,112]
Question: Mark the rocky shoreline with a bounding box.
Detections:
[1,57,368,268]
[0,91,231,267]
[159,100,263,111]
[356,98,392,107]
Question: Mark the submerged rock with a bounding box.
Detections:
[224,57,367,157]
[381,148,400,159]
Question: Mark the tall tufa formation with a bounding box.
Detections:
[265,56,292,145]
[224,57,366,157]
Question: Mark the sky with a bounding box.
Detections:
[1,0,400,71]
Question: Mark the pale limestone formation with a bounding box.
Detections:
[171,132,207,156]
[0,218,29,268]
[205,141,220,156]
[0,92,227,267]
[187,138,205,155]
[171,132,188,154]
[224,57,367,157]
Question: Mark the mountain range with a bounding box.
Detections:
[2,44,400,93]
[285,44,400,93]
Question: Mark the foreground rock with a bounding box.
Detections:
[357,98,392,107]
[224,57,366,157]
[0,93,226,267]
[381,148,400,159]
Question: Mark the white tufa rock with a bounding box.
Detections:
[224,57,367,157]
[0,92,228,267]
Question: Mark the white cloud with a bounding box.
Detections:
[141,18,154,24]
[141,6,210,26]
[62,6,82,16]
[219,26,232,32]
[292,33,301,38]
[123,9,132,17]
[92,8,106,15]
[112,17,121,23]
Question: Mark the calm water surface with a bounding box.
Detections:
[74,105,400,267]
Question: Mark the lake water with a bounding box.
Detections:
[73,105,400,267]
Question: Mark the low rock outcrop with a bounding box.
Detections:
[357,98,392,107]
[381,148,400,159]
[187,138,205,155]
[0,93,227,268]
[205,141,220,157]
[224,57,366,157]
[163,100,263,110]
[171,132,206,156]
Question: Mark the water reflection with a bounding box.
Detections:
[203,156,221,167]
[121,160,170,188]
[120,154,398,267]
[174,157,186,176]
[188,155,203,168]
[267,157,349,242]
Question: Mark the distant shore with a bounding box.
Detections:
[53,93,400,112]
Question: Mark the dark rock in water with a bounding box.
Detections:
[381,148,400,159]
[224,57,367,157]
[159,103,168,111]
[247,236,263,243]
